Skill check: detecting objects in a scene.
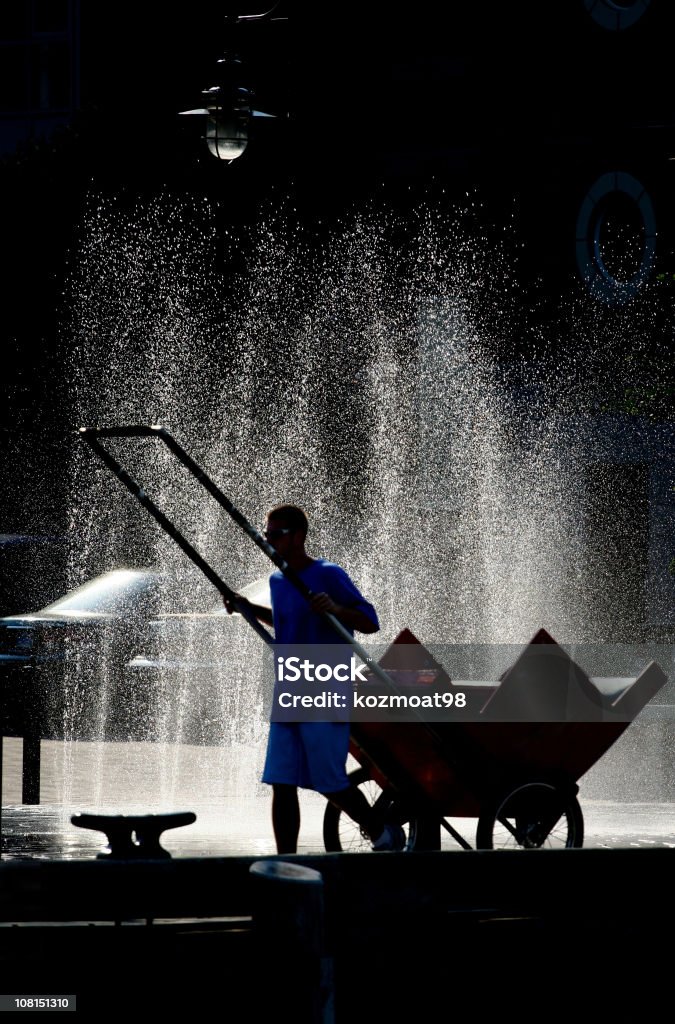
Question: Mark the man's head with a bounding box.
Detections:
[263,504,308,554]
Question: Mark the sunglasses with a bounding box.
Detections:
[263,527,292,541]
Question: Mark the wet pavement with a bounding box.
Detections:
[3,800,675,859]
[2,737,675,859]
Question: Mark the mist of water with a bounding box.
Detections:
[48,191,673,806]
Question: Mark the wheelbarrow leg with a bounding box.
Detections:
[439,817,473,850]
[407,813,474,851]
[414,816,441,851]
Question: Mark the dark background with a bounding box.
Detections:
[1,0,674,615]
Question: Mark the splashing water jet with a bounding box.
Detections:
[50,192,673,824]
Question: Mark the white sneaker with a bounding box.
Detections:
[372,823,406,851]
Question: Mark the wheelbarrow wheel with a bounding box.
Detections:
[476,781,584,850]
[323,767,418,852]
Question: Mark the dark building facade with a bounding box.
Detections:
[2,2,674,284]
[0,0,80,157]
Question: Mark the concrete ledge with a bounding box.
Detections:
[0,846,671,924]
[0,848,671,1020]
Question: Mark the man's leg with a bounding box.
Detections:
[271,783,301,854]
[305,724,403,849]
[324,784,382,842]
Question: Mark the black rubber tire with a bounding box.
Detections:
[476,781,584,850]
[323,767,418,852]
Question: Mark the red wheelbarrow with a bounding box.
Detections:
[323,627,668,851]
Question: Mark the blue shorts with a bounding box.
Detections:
[261,722,351,794]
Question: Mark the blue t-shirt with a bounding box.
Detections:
[269,558,379,645]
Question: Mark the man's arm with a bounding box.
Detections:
[224,594,274,627]
[309,593,379,634]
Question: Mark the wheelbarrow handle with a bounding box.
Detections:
[80,425,381,670]
[78,427,275,647]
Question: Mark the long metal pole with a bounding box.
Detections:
[80,425,394,689]
[79,428,274,647]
